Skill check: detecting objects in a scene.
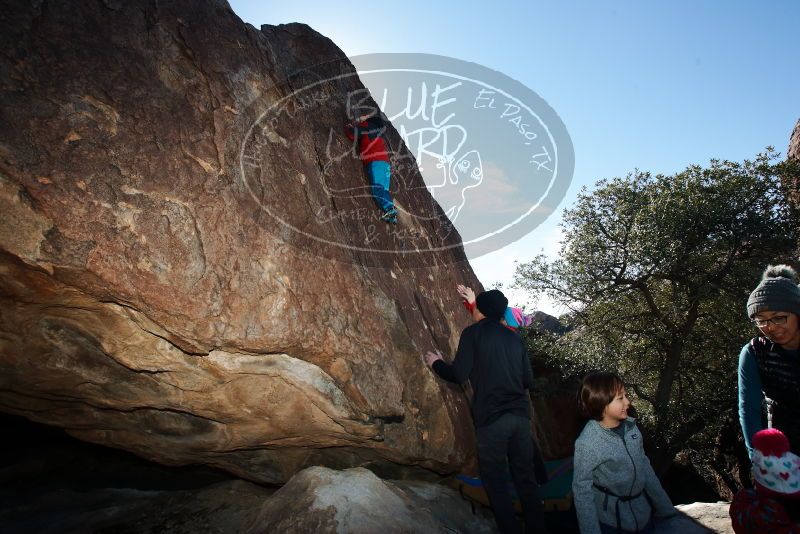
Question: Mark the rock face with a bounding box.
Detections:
[1,467,497,534]
[789,119,800,162]
[786,118,800,207]
[249,466,497,533]
[673,502,733,534]
[531,371,582,459]
[1,482,274,534]
[0,0,481,482]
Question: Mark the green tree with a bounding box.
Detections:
[515,151,799,473]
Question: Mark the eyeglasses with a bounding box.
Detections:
[752,315,790,328]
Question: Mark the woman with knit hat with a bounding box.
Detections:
[739,265,800,457]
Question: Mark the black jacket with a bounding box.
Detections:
[433,319,533,427]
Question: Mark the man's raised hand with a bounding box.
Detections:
[457,284,476,304]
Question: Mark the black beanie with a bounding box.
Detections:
[476,289,508,321]
[746,265,800,318]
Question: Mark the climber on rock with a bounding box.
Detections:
[423,289,545,534]
[344,110,398,224]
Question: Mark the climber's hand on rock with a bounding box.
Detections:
[423,350,443,368]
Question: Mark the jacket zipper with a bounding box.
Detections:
[621,427,640,532]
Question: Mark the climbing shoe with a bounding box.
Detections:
[381,207,398,224]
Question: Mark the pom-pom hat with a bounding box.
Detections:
[746,265,800,318]
[751,428,800,499]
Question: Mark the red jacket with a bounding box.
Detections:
[344,116,390,164]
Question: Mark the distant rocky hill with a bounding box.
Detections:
[531,310,569,335]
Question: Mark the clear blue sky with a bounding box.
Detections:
[229,0,800,313]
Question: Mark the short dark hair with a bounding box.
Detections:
[577,372,624,420]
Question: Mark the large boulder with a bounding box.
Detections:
[673,502,732,534]
[789,118,800,162]
[786,118,800,206]
[0,0,480,483]
[1,467,498,533]
[249,466,497,533]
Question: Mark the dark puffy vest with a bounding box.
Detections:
[751,336,800,447]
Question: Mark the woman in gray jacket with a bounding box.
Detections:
[572,372,676,534]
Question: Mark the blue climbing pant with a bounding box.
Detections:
[366,160,394,212]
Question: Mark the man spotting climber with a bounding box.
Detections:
[344,111,397,224]
[423,289,545,534]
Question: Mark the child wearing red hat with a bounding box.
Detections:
[730,428,800,533]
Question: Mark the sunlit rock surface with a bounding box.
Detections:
[0,0,480,483]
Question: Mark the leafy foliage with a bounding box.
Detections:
[515,151,799,470]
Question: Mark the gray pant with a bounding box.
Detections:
[476,413,545,534]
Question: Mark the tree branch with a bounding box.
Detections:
[628,382,657,406]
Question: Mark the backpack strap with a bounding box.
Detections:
[750,336,777,427]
